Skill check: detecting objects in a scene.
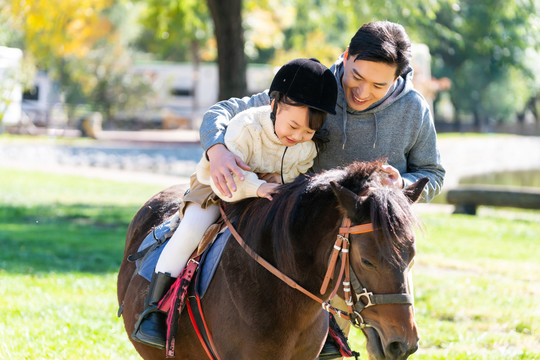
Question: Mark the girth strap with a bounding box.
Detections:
[187,294,221,360]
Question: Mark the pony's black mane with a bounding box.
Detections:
[365,187,418,267]
[224,161,418,274]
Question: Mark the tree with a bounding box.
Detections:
[6,0,156,123]
[206,0,247,100]
[8,0,113,69]
[390,0,540,128]
[136,0,213,116]
[136,0,212,63]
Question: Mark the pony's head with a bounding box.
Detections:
[329,162,428,360]
[225,160,428,359]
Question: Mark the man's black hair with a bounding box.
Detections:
[348,21,412,78]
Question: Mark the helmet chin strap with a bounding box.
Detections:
[269,97,286,185]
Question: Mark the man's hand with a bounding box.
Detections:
[380,163,404,189]
[207,144,251,198]
[257,172,282,184]
[257,182,280,201]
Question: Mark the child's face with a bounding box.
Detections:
[273,101,315,147]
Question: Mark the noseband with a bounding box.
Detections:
[219,205,413,330]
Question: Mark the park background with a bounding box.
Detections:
[1,0,540,359]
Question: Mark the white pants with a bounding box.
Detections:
[155,202,220,277]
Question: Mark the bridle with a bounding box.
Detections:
[341,218,415,328]
[218,204,413,330]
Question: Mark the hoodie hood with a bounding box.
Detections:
[330,53,415,148]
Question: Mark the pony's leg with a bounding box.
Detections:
[155,203,220,277]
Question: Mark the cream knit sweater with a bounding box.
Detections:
[196,106,317,202]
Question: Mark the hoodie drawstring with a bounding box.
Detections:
[373,113,378,149]
[341,99,379,150]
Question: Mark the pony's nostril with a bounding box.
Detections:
[386,340,407,358]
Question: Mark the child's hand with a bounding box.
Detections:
[257,182,279,200]
[257,172,282,184]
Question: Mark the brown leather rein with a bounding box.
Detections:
[218,204,413,329]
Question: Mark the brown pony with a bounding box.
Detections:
[117,161,428,360]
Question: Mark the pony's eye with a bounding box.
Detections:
[362,258,375,268]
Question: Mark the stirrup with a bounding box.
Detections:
[132,307,167,349]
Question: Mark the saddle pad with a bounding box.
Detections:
[136,215,179,281]
[137,243,167,281]
[195,228,231,298]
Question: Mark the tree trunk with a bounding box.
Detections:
[473,109,485,132]
[191,40,201,128]
[450,96,462,132]
[206,0,247,100]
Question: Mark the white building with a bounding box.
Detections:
[131,61,274,128]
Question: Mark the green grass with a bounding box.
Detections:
[1,166,539,359]
[0,167,161,359]
[349,213,540,359]
[436,132,516,139]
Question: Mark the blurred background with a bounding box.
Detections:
[1,0,539,136]
[1,2,540,359]
[2,0,540,200]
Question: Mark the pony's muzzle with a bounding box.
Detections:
[385,337,419,359]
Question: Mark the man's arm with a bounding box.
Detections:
[401,111,445,202]
[200,91,271,152]
[199,91,271,197]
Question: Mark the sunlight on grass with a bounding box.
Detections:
[0,167,162,359]
[0,273,140,360]
[347,212,540,359]
[1,167,539,359]
[0,167,163,207]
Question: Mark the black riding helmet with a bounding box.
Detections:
[269,58,338,115]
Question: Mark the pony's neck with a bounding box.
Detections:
[281,194,344,297]
[228,187,346,304]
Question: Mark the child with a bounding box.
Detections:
[132,58,338,349]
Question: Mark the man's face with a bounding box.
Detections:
[341,50,398,111]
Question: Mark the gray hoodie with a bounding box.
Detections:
[200,54,445,202]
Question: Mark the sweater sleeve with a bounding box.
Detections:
[200,112,265,202]
[196,155,264,202]
[199,91,271,153]
[401,108,445,202]
[295,142,317,175]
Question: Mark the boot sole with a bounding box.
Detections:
[132,328,167,350]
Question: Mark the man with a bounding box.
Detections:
[199,20,445,359]
[201,20,444,202]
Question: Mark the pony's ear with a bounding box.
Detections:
[403,177,429,203]
[330,181,369,218]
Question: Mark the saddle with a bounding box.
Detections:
[131,215,231,358]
